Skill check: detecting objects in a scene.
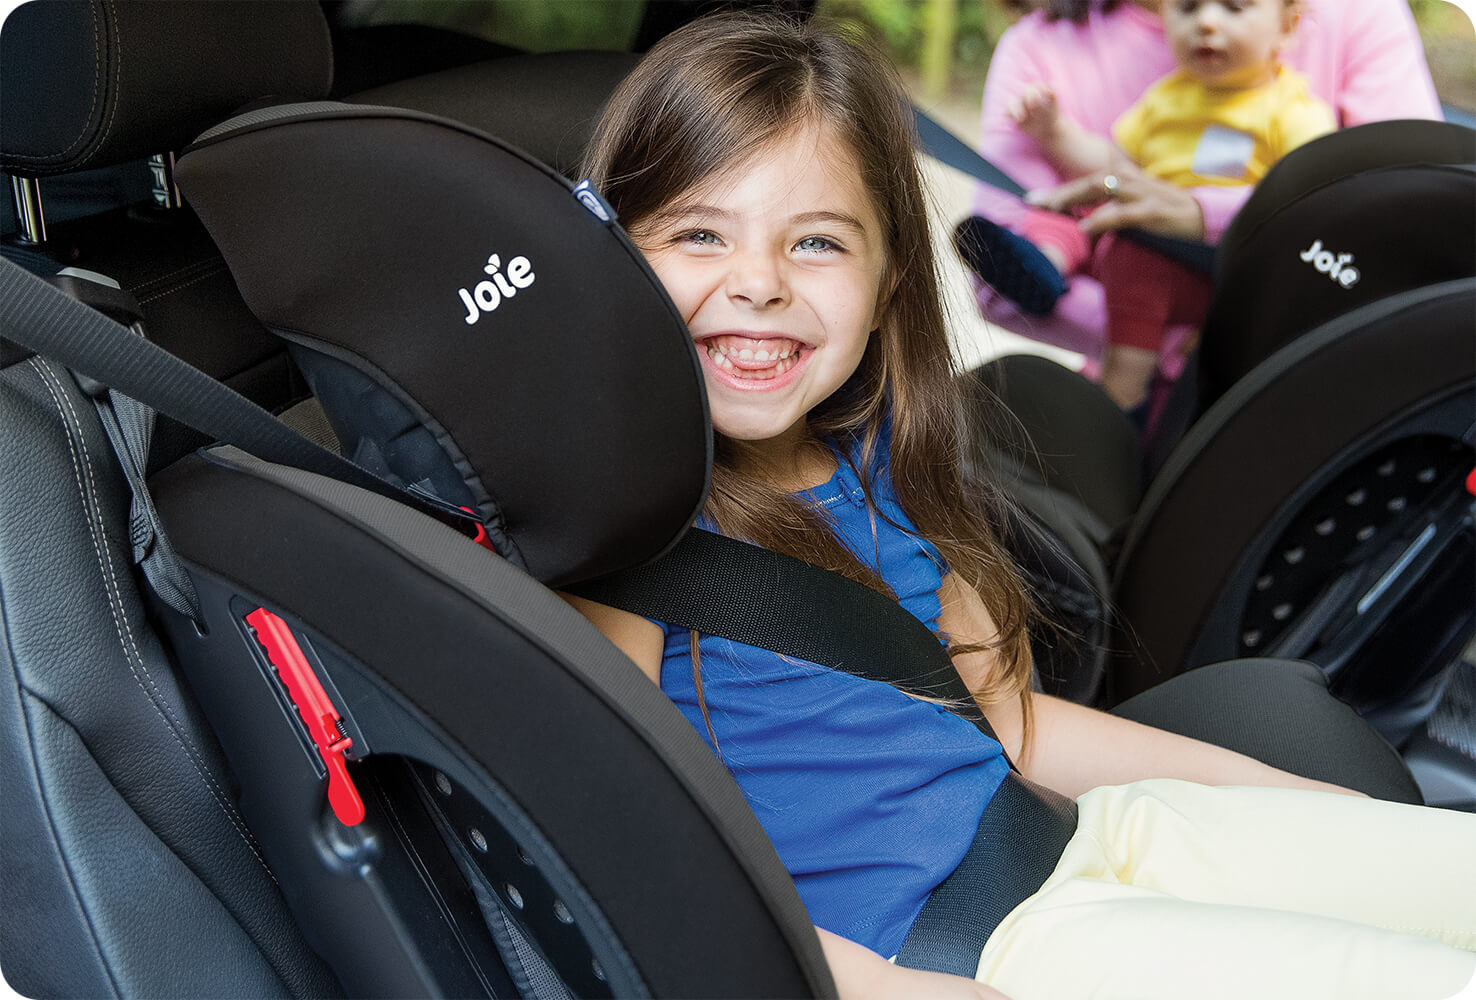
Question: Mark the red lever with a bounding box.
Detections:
[245,608,366,826]
[458,505,498,554]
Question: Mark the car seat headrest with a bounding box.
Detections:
[176,102,710,587]
[1219,120,1475,266]
[1203,120,1475,398]
[0,0,332,177]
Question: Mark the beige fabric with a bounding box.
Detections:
[978,779,1476,1000]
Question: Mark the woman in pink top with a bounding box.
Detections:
[968,0,1441,365]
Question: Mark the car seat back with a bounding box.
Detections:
[149,97,835,996]
[0,2,343,995]
[1113,278,1475,726]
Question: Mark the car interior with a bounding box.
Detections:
[1,1,1472,996]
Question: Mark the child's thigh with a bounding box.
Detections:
[1069,779,1476,942]
[977,878,1476,1000]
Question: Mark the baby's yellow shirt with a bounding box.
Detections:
[1112,66,1336,187]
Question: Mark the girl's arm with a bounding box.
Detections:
[558,592,665,683]
[936,574,1361,799]
[819,929,1010,1000]
[561,595,1013,1000]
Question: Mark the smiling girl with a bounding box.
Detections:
[567,12,1476,1000]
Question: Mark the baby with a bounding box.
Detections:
[961,0,1335,417]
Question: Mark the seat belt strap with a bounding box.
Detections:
[569,528,1005,745]
[912,106,1027,198]
[97,380,203,620]
[0,257,450,522]
[910,105,1217,273]
[43,268,203,620]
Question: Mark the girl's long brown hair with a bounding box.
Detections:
[581,12,1035,729]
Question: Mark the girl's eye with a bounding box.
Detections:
[684,230,722,246]
[795,236,839,253]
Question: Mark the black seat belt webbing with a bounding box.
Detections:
[570,527,1004,742]
[911,105,1217,273]
[0,258,442,519]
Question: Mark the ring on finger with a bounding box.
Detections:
[1101,173,1121,199]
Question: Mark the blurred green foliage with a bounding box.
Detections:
[339,0,1470,105]
[344,0,644,52]
[819,0,1473,103]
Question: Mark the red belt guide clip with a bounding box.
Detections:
[245,607,366,826]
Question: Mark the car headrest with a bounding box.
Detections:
[346,51,640,179]
[176,102,710,588]
[0,0,332,178]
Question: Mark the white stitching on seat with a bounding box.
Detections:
[136,265,229,306]
[5,1,103,165]
[33,360,277,883]
[129,259,224,298]
[71,0,125,173]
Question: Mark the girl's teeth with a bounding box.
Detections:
[704,340,802,378]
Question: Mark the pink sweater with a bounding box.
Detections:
[970,0,1441,360]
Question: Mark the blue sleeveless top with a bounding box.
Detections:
[658,438,1010,956]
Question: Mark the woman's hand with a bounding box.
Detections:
[818,929,1012,1000]
[1026,169,1207,242]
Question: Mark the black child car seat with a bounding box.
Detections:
[975,122,1475,805]
[0,3,1437,995]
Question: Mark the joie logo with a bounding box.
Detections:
[1298,239,1360,289]
[457,253,536,325]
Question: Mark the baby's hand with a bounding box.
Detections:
[1008,84,1059,142]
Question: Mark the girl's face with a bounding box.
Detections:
[1165,0,1297,89]
[636,125,889,449]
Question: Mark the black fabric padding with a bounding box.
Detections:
[177,104,710,587]
[149,448,833,999]
[1111,659,1422,803]
[0,1,333,177]
[349,51,641,178]
[1202,165,1475,405]
[971,354,1142,534]
[328,23,518,99]
[1217,121,1476,273]
[1112,280,1476,688]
